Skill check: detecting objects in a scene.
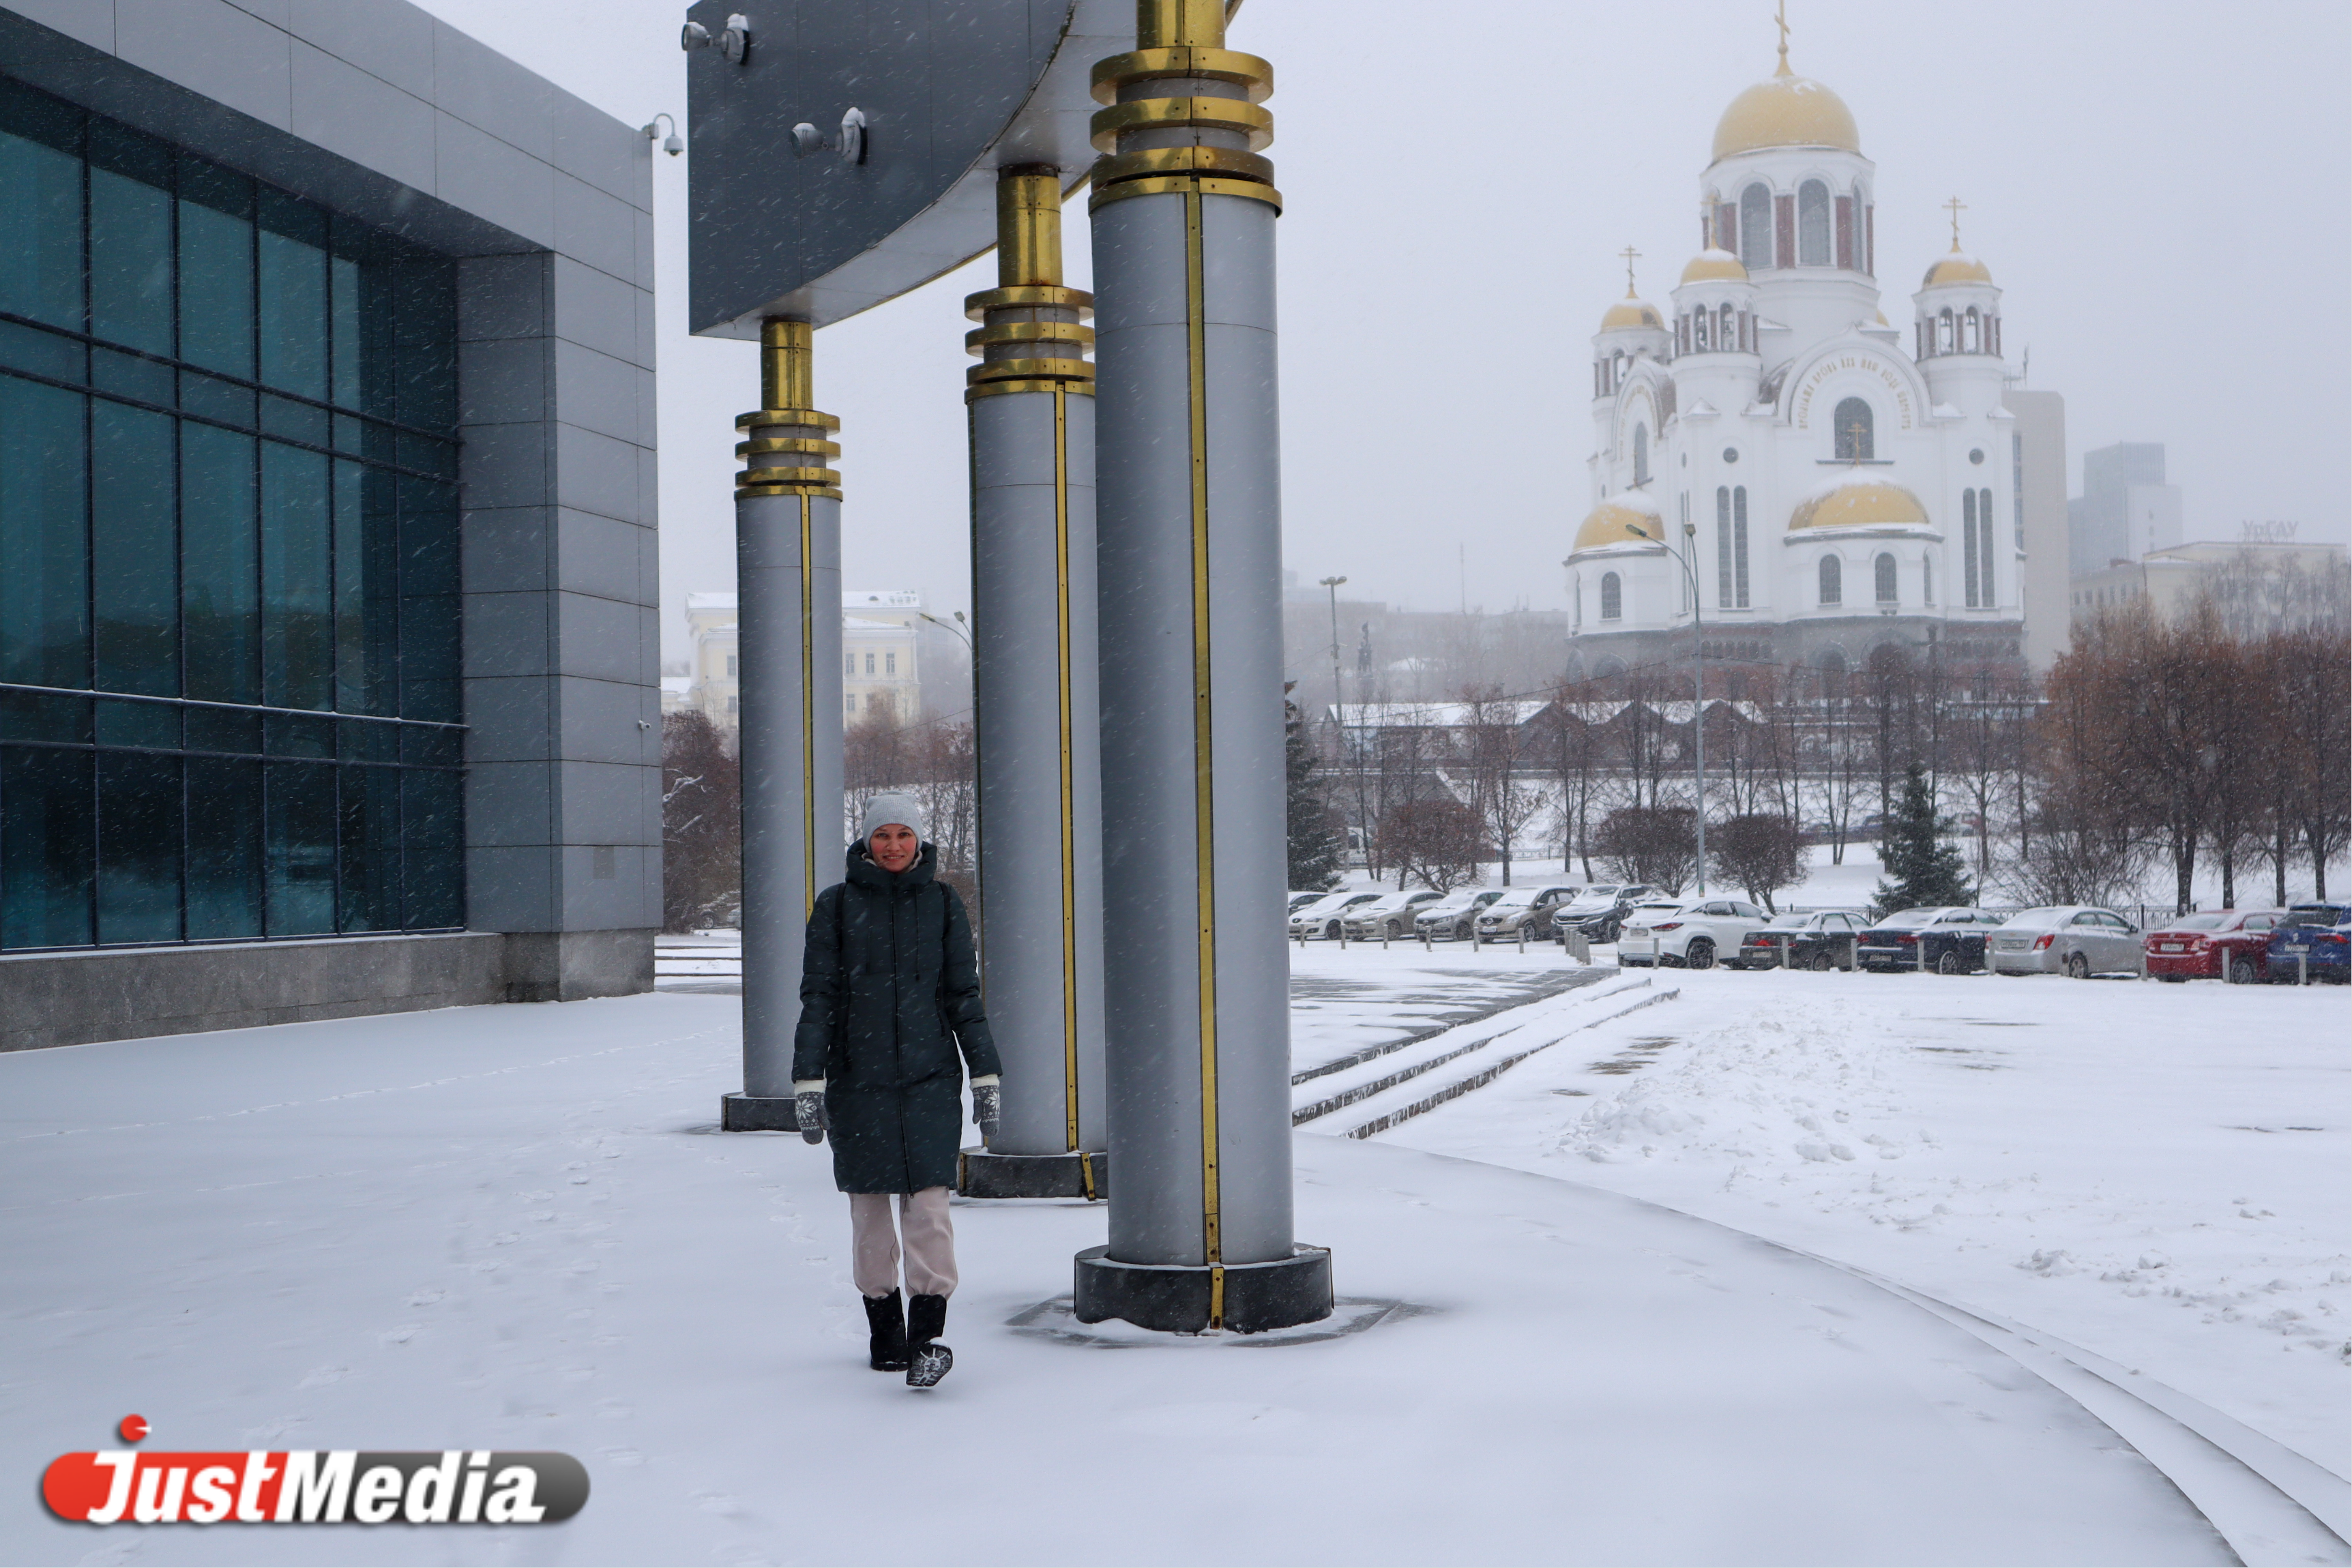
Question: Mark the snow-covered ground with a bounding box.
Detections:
[1351,951,2351,1462]
[3,941,2344,1564]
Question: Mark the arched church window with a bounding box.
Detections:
[1963,490,1980,606]
[1694,310,1709,352]
[1633,424,1649,486]
[1874,552,1898,604]
[1963,307,1980,353]
[1978,488,1996,606]
[1797,180,1832,265]
[1716,487,1733,607]
[1937,309,1954,354]
[1833,396,1875,462]
[1600,572,1623,621]
[1733,486,1750,606]
[1819,554,1842,606]
[1739,183,1772,271]
[1718,304,1735,348]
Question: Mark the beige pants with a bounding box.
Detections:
[849,1188,957,1299]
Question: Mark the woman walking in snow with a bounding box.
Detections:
[791,793,1001,1387]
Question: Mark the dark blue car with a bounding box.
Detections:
[2267,904,2351,984]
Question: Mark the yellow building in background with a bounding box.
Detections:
[680,589,926,739]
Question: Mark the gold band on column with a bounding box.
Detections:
[965,170,1098,404]
[736,319,842,499]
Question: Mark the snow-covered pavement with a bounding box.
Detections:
[1358,954,2351,1467]
[2,948,2344,1565]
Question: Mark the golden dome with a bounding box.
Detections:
[1922,251,1993,287]
[1680,249,1749,284]
[1600,297,1664,331]
[1712,61,1860,162]
[1573,498,1665,553]
[1788,480,1929,531]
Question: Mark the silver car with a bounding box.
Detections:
[1474,885,1582,941]
[1342,889,1443,940]
[1414,889,1504,941]
[1288,890,1383,940]
[1989,906,2147,977]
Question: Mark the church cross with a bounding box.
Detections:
[1944,196,1967,252]
[1843,415,1869,464]
[1619,245,1641,297]
[1775,0,1791,69]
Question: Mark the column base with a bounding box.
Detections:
[720,1092,800,1132]
[958,1147,1107,1200]
[1073,1244,1333,1335]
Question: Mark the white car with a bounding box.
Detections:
[1288,890,1383,940]
[1413,889,1504,941]
[1988,906,2147,978]
[1617,896,1770,969]
[1473,885,1582,941]
[1341,889,1444,940]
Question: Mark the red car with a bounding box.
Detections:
[2143,910,2287,984]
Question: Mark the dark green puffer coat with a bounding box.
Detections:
[791,840,1000,1194]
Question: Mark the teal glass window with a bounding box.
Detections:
[0,78,464,951]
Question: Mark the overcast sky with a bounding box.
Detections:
[412,0,2351,665]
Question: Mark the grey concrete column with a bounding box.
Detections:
[1074,3,1329,1332]
[725,320,844,1129]
[958,169,1108,1200]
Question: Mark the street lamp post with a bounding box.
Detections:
[1319,576,1348,736]
[1628,520,1706,896]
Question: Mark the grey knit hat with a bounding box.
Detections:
[860,791,928,844]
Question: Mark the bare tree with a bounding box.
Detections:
[1593,804,1698,893]
[1377,795,1486,894]
[1709,813,1809,913]
[1457,685,1542,886]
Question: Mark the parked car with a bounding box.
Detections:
[1341,889,1445,940]
[1733,909,1866,971]
[1857,908,2005,973]
[1473,885,1583,942]
[2266,904,2352,984]
[1288,889,1383,940]
[2143,909,2286,984]
[1618,896,1770,970]
[1287,891,1327,915]
[1549,884,1664,945]
[1987,906,2147,978]
[1413,889,1505,941]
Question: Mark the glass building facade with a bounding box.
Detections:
[0,78,463,951]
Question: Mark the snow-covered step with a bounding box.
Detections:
[1291,968,1625,1087]
[1287,965,1603,1079]
[1291,973,1650,1126]
[1328,983,1681,1140]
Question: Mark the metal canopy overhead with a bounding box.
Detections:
[683,0,1127,336]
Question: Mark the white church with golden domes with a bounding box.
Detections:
[1566,34,2025,685]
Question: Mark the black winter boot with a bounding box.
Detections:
[905,1292,952,1387]
[863,1290,909,1372]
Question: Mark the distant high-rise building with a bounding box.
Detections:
[2069,443,2181,575]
